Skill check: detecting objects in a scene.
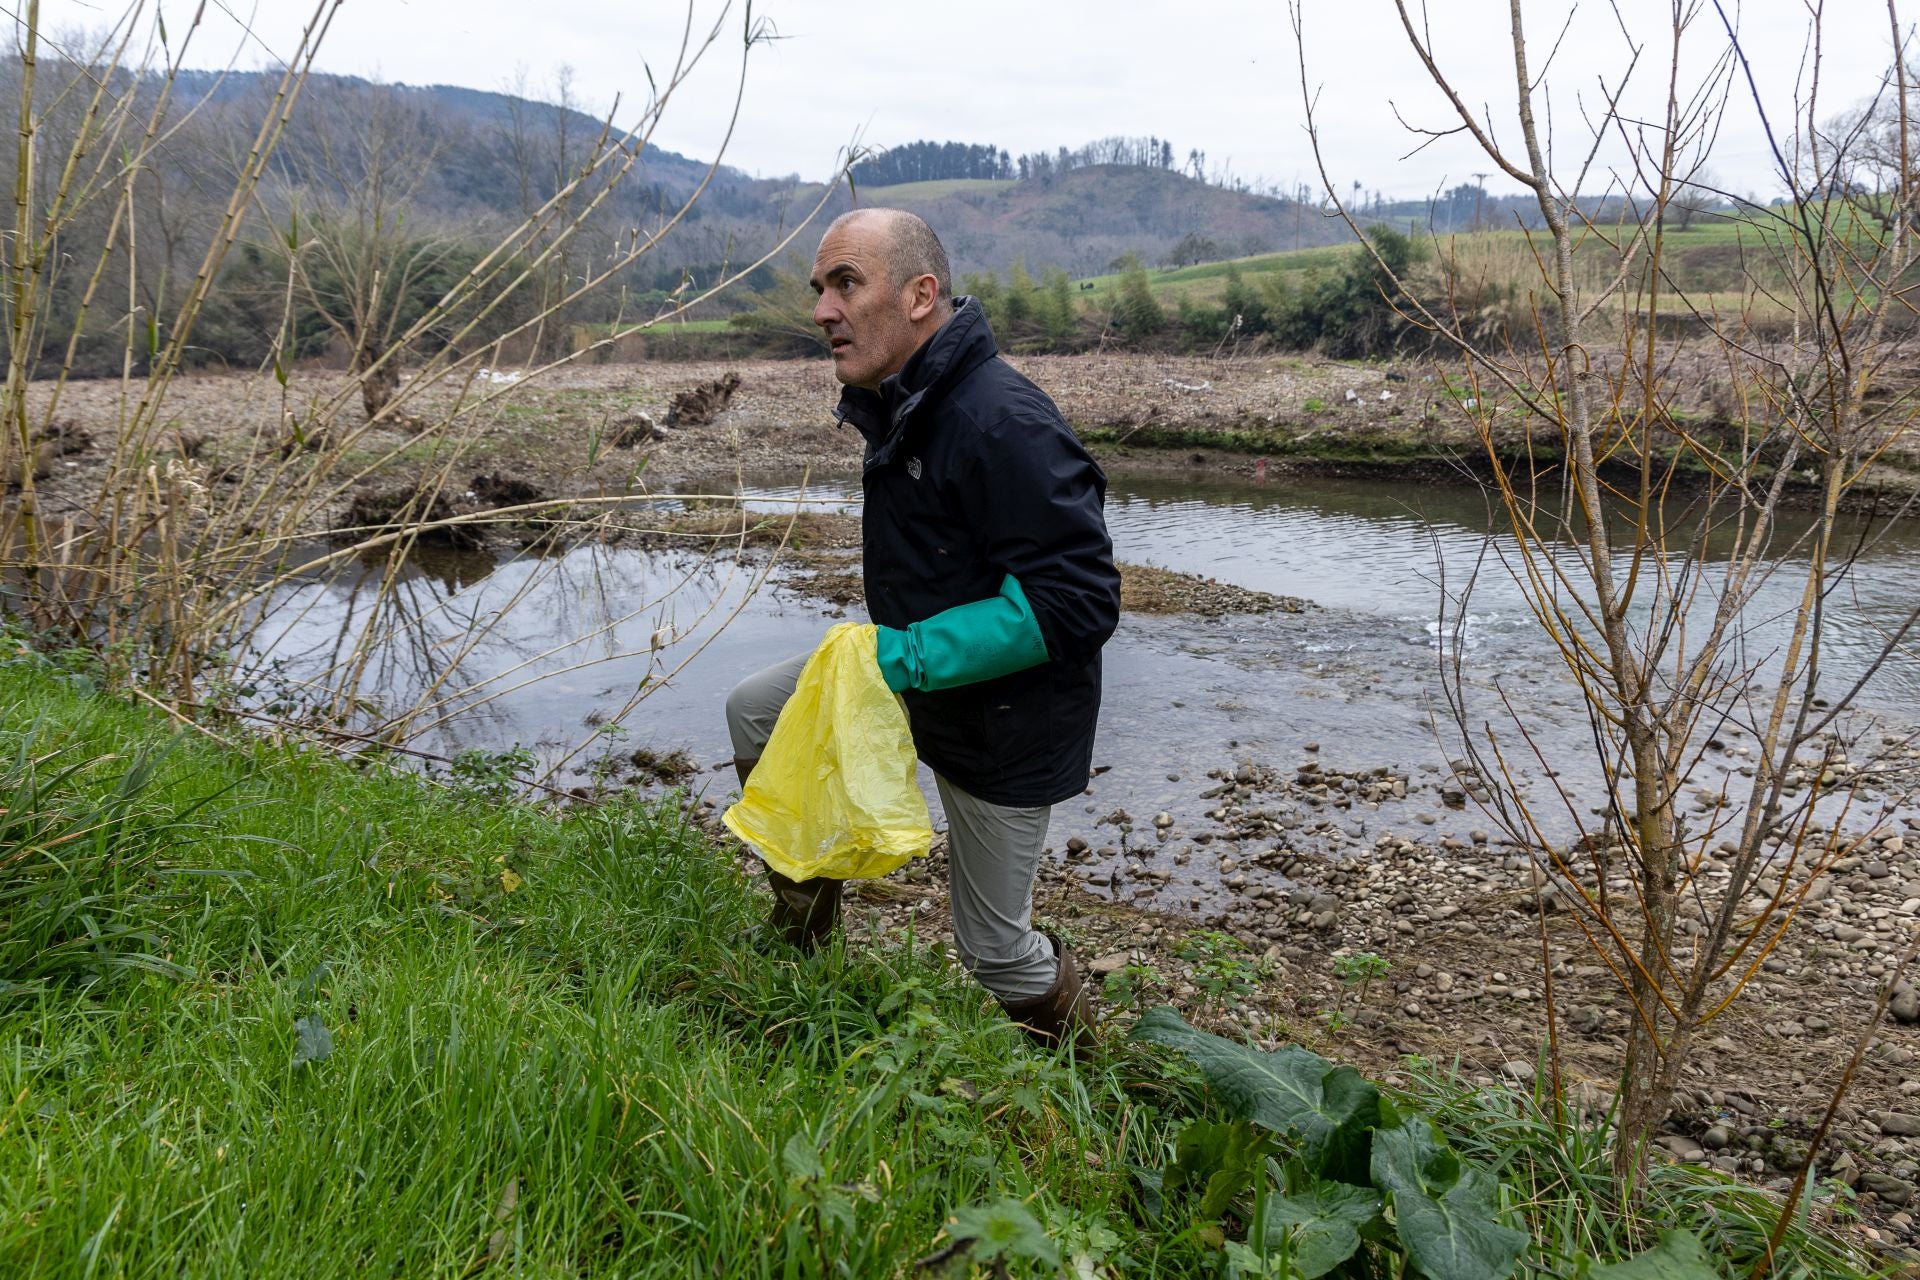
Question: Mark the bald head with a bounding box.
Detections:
[828,208,953,311]
[810,208,957,388]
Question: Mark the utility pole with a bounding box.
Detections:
[1471,172,1491,231]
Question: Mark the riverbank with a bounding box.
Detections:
[25,353,1919,539]
[0,652,1903,1271]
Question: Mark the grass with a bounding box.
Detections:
[0,655,1185,1278]
[1064,216,1886,321]
[0,650,1882,1277]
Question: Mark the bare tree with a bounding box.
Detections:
[1664,164,1725,230]
[1294,0,1920,1196]
[262,78,454,423]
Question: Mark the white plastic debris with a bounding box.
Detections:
[1162,378,1213,393]
[1344,387,1360,402]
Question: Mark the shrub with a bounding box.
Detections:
[1113,253,1165,345]
[1273,224,1428,358]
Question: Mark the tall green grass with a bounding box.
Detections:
[0,656,1881,1277]
[0,661,1181,1278]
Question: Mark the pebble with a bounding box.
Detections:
[1861,1172,1917,1206]
[1875,1112,1920,1137]
[1656,1134,1707,1162]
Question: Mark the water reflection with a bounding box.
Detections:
[240,471,1920,869]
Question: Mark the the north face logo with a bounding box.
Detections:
[906,457,923,480]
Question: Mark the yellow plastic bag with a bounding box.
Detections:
[723,622,932,882]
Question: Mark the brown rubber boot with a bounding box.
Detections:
[735,756,843,952]
[998,932,1098,1051]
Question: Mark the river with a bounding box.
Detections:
[245,469,1920,900]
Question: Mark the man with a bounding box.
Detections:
[724,208,1120,1048]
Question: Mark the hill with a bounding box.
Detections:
[847,165,1350,276]
[160,73,1351,280]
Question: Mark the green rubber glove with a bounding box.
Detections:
[874,575,1051,693]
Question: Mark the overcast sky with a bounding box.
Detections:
[21,0,1907,201]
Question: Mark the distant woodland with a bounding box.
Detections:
[1,63,1566,378]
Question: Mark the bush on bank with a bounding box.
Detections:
[0,642,1880,1277]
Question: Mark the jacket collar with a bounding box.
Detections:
[833,297,997,451]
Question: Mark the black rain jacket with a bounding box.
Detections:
[835,298,1120,808]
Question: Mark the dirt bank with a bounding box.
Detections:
[29,351,1915,533]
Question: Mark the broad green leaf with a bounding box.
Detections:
[781,1132,823,1182]
[818,1191,856,1233]
[947,1200,1060,1266]
[1585,1229,1726,1279]
[1165,1120,1269,1220]
[291,1013,331,1066]
[1373,1119,1525,1280]
[1370,1114,1463,1198]
[1134,1007,1379,1181]
[1391,1170,1528,1280]
[1259,1180,1383,1278]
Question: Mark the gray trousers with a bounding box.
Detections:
[726,651,1059,1001]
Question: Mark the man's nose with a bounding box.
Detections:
[812,293,837,328]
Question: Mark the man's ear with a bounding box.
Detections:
[905,274,941,323]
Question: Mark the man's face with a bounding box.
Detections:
[809,220,924,390]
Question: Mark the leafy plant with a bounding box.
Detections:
[1136,1008,1749,1278]
[929,1199,1060,1274]
[1101,956,1161,1016]
[1178,931,1269,1015]
[1581,1230,1726,1278]
[782,1131,880,1275]
[1325,951,1390,1033]
[447,745,537,799]
[1135,1007,1520,1278]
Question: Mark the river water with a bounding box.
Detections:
[246,470,1920,885]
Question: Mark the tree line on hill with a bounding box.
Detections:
[852,134,1251,191]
